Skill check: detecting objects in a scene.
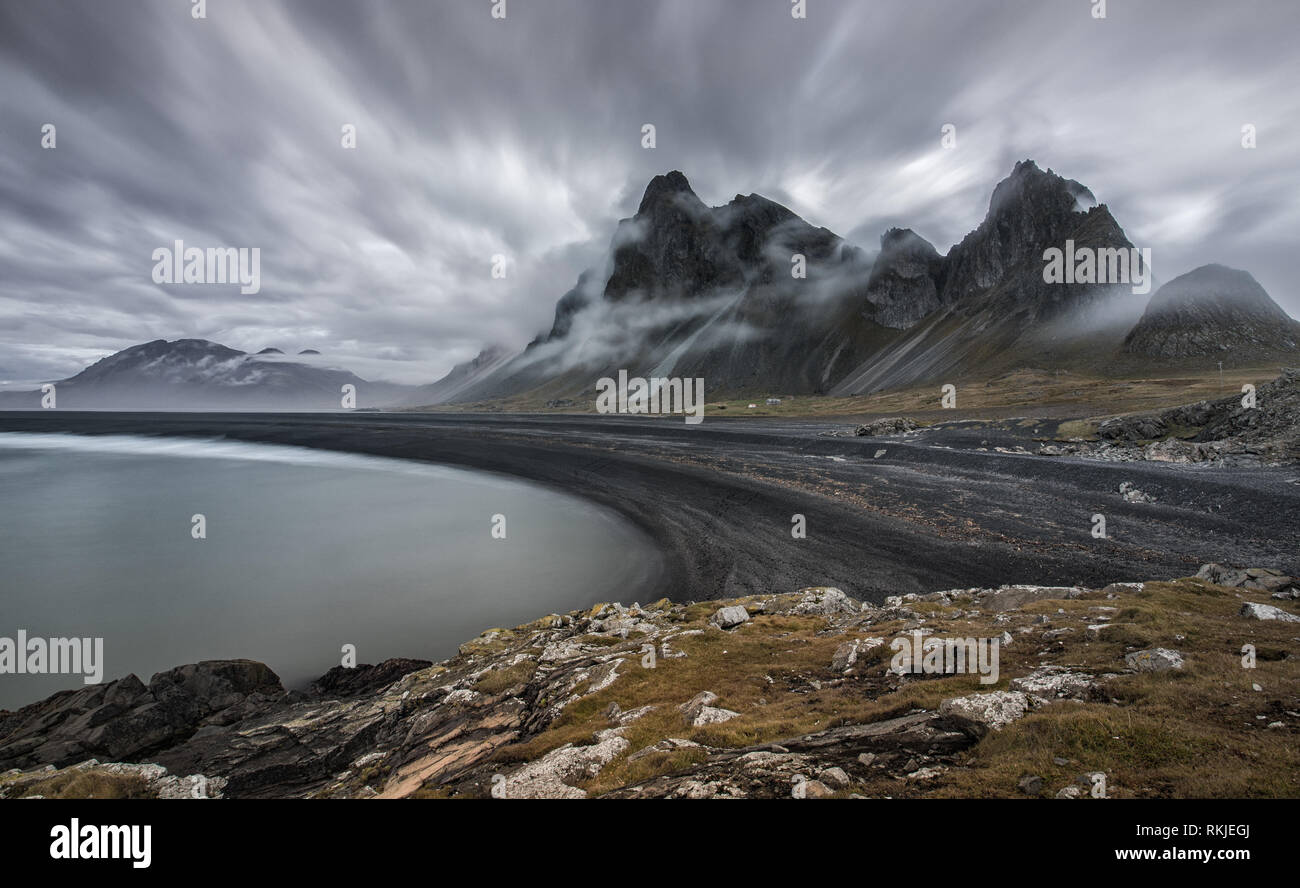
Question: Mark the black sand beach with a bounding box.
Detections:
[3,410,1296,604]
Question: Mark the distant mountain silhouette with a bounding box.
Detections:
[407,345,510,405]
[0,339,409,410]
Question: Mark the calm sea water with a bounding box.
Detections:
[0,432,663,710]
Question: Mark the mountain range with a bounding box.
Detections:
[0,340,409,410]
[2,160,1296,411]
[437,160,1299,405]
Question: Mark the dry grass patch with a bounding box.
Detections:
[473,660,537,695]
[472,575,1298,797]
[4,770,154,800]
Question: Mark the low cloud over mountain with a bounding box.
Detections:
[0,339,409,410]
[426,160,1293,404]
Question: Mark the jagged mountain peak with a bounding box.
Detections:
[878,227,940,256]
[938,160,1126,318]
[636,170,701,215]
[726,190,791,212]
[719,192,803,240]
[607,172,756,303]
[442,163,1281,404]
[864,228,946,330]
[987,159,1098,222]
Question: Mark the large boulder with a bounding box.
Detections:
[679,691,739,727]
[789,587,861,616]
[0,660,284,772]
[1197,563,1250,587]
[1010,666,1098,701]
[939,691,1032,731]
[1240,602,1300,623]
[309,658,433,698]
[977,585,1087,613]
[709,606,750,630]
[855,417,920,437]
[1124,648,1185,673]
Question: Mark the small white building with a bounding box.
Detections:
[766,398,781,406]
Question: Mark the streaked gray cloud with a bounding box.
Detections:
[1,0,1297,385]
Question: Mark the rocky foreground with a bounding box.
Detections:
[2,566,1298,799]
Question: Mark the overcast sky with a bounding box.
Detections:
[2,0,1297,385]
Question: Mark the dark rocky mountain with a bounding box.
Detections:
[942,160,1104,320]
[831,161,1143,394]
[864,228,947,329]
[1122,264,1300,361]
[257,347,284,355]
[437,161,1167,404]
[447,170,884,401]
[0,338,409,410]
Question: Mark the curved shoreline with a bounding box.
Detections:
[1,410,1297,604]
[0,432,672,711]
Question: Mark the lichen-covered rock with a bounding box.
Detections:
[691,706,741,727]
[819,766,850,787]
[1240,602,1300,622]
[1124,648,1185,672]
[796,777,836,798]
[831,640,860,672]
[1010,665,1097,701]
[628,738,703,762]
[710,605,750,630]
[939,691,1031,731]
[789,587,861,616]
[493,729,629,799]
[1198,563,1251,587]
[976,585,1087,612]
[5,568,1287,801]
